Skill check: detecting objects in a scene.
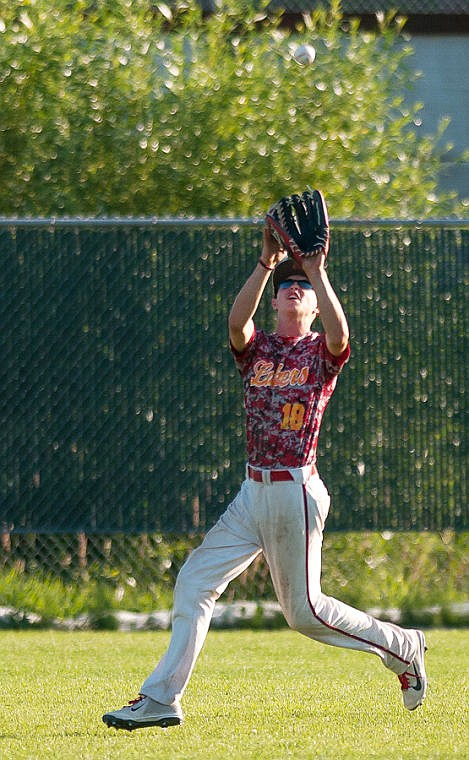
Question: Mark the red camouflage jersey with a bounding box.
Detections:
[231,328,350,468]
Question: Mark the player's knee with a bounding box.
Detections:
[283,601,311,631]
[173,563,221,610]
[284,594,327,632]
[174,563,200,598]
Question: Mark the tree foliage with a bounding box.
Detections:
[0,0,462,217]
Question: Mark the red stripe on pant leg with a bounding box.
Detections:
[302,484,411,666]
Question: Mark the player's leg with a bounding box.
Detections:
[260,474,426,709]
[103,482,261,729]
[140,503,262,705]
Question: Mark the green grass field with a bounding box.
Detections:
[0,629,467,759]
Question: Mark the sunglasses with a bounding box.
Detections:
[277,279,314,291]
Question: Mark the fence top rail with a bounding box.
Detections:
[0,217,468,229]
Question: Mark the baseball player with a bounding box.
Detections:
[103,191,427,731]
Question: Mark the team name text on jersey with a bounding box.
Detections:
[250,360,309,389]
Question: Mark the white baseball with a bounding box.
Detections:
[293,44,316,66]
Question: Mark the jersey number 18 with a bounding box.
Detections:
[280,402,305,431]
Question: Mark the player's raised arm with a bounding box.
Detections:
[265,188,348,357]
[301,253,349,357]
[228,227,284,353]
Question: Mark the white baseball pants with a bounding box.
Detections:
[141,467,417,705]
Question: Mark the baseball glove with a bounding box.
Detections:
[265,189,329,264]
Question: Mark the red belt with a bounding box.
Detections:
[247,464,316,483]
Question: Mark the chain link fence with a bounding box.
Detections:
[0,218,467,583]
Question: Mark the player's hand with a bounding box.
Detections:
[301,249,328,280]
[260,226,286,270]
